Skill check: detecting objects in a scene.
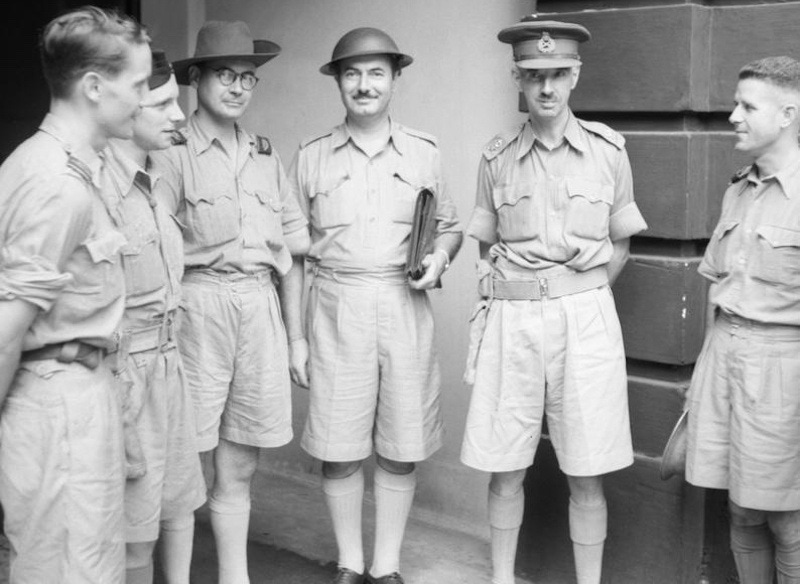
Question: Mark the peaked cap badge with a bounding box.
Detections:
[538,32,556,54]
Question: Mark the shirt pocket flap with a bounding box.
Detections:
[121,230,157,256]
[313,173,350,200]
[756,225,800,248]
[186,187,230,206]
[86,231,126,264]
[566,178,614,204]
[393,167,426,190]
[492,182,533,208]
[252,189,283,212]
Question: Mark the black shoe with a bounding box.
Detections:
[332,567,366,584]
[366,572,405,584]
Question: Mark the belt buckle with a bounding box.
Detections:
[537,278,549,299]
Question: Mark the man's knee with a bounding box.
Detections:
[730,501,768,527]
[126,541,157,569]
[566,474,604,506]
[489,469,527,497]
[375,454,415,475]
[322,459,363,479]
[769,510,800,546]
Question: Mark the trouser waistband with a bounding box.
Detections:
[480,264,608,300]
[21,341,105,370]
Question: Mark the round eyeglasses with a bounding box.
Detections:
[208,67,259,91]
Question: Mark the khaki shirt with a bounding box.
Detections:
[700,159,800,325]
[467,113,647,271]
[290,120,461,271]
[101,142,183,330]
[0,114,125,350]
[156,114,310,275]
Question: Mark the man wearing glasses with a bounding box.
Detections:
[156,21,310,584]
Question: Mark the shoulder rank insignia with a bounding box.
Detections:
[256,135,272,156]
[731,164,752,184]
[170,129,187,146]
[66,155,93,184]
[488,137,505,152]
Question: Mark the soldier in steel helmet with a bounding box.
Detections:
[284,27,463,584]
[153,21,310,584]
[460,16,647,584]
[0,7,151,582]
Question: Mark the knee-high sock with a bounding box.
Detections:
[323,468,365,574]
[488,486,524,584]
[370,466,416,578]
[730,503,773,584]
[209,494,251,584]
[569,497,607,584]
[160,514,195,584]
[769,510,800,584]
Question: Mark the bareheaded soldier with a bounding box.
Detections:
[686,56,800,584]
[0,7,151,582]
[461,16,647,584]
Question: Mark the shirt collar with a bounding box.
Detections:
[39,112,104,186]
[187,113,249,155]
[105,141,158,197]
[516,111,586,160]
[332,118,404,155]
[745,157,800,199]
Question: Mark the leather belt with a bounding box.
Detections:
[112,313,178,356]
[21,341,104,370]
[481,266,608,301]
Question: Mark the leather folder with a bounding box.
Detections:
[406,187,438,281]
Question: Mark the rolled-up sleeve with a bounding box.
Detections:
[609,148,647,241]
[0,175,89,310]
[466,157,499,244]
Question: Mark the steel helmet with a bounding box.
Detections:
[320,27,413,76]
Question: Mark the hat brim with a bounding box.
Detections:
[659,409,688,481]
[173,40,280,85]
[516,57,582,70]
[320,51,413,76]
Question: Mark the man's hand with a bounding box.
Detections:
[289,337,310,389]
[408,249,448,290]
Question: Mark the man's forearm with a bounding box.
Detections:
[434,231,464,265]
[278,256,306,342]
[607,238,631,284]
[0,299,39,407]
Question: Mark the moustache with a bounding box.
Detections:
[353,91,377,99]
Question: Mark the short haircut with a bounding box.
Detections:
[739,56,800,94]
[40,6,150,98]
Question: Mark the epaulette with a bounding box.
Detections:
[66,154,93,184]
[299,129,334,150]
[577,119,625,150]
[255,135,272,156]
[730,164,752,184]
[170,129,188,146]
[482,124,523,161]
[399,125,438,147]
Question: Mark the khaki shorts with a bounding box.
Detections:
[121,345,207,542]
[686,312,800,511]
[0,360,125,583]
[301,268,443,463]
[180,270,292,451]
[461,274,633,476]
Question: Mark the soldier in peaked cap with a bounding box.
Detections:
[685,56,800,584]
[460,16,647,584]
[284,27,462,584]
[153,20,310,584]
[0,7,151,583]
[102,49,206,584]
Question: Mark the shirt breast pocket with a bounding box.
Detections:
[706,219,739,277]
[565,178,613,241]
[492,182,536,242]
[184,189,239,247]
[754,225,800,284]
[121,230,163,296]
[311,175,356,229]
[391,170,426,225]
